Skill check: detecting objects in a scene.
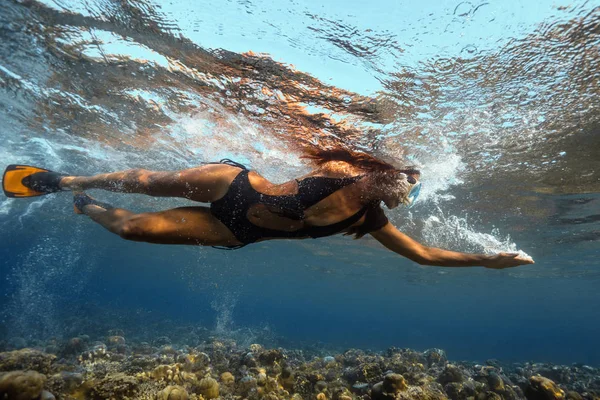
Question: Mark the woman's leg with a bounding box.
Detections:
[81,204,242,246]
[59,164,241,202]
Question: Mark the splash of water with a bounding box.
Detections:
[420,206,529,257]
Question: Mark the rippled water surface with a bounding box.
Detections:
[0,0,599,364]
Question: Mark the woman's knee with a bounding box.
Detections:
[118,218,147,241]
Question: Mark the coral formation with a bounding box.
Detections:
[0,370,46,400]
[0,335,597,400]
[526,375,566,400]
[0,349,55,374]
[196,376,220,399]
[159,385,189,400]
[220,371,235,385]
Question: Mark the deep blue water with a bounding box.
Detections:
[1,198,599,364]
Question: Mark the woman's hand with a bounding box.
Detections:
[371,223,536,269]
[482,252,535,269]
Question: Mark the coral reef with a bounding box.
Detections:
[0,334,598,400]
[0,370,46,400]
[0,349,55,374]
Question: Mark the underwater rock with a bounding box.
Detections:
[196,376,219,399]
[371,382,391,400]
[244,352,258,367]
[525,375,565,400]
[383,373,409,393]
[0,370,46,400]
[398,383,447,400]
[159,385,189,400]
[258,349,284,366]
[424,349,448,368]
[565,391,583,400]
[372,373,409,400]
[536,367,571,385]
[107,335,126,346]
[39,390,56,400]
[351,362,383,384]
[487,372,506,392]
[480,391,503,400]
[78,342,109,363]
[239,375,258,395]
[146,363,196,384]
[315,380,328,392]
[62,337,85,356]
[439,365,465,385]
[324,369,338,382]
[88,372,139,399]
[250,344,264,353]
[129,354,160,372]
[46,371,84,395]
[278,366,295,391]
[444,381,476,400]
[107,336,127,354]
[160,345,179,356]
[220,371,235,385]
[0,349,56,374]
[188,352,211,372]
[257,371,268,386]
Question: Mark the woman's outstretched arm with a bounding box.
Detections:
[370,223,534,269]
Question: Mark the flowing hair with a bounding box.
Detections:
[301,146,419,175]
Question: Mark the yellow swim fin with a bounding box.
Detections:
[2,165,66,198]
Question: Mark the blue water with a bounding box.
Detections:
[1,0,599,366]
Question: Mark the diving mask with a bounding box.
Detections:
[396,173,421,208]
[406,180,421,208]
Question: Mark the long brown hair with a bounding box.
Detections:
[301,146,419,175]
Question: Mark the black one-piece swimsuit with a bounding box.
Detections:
[208,160,388,249]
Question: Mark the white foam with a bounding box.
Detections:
[421,208,530,257]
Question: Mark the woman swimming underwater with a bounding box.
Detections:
[3,147,533,269]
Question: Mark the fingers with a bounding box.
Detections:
[516,255,535,264]
[499,252,535,264]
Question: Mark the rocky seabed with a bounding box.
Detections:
[0,335,598,400]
